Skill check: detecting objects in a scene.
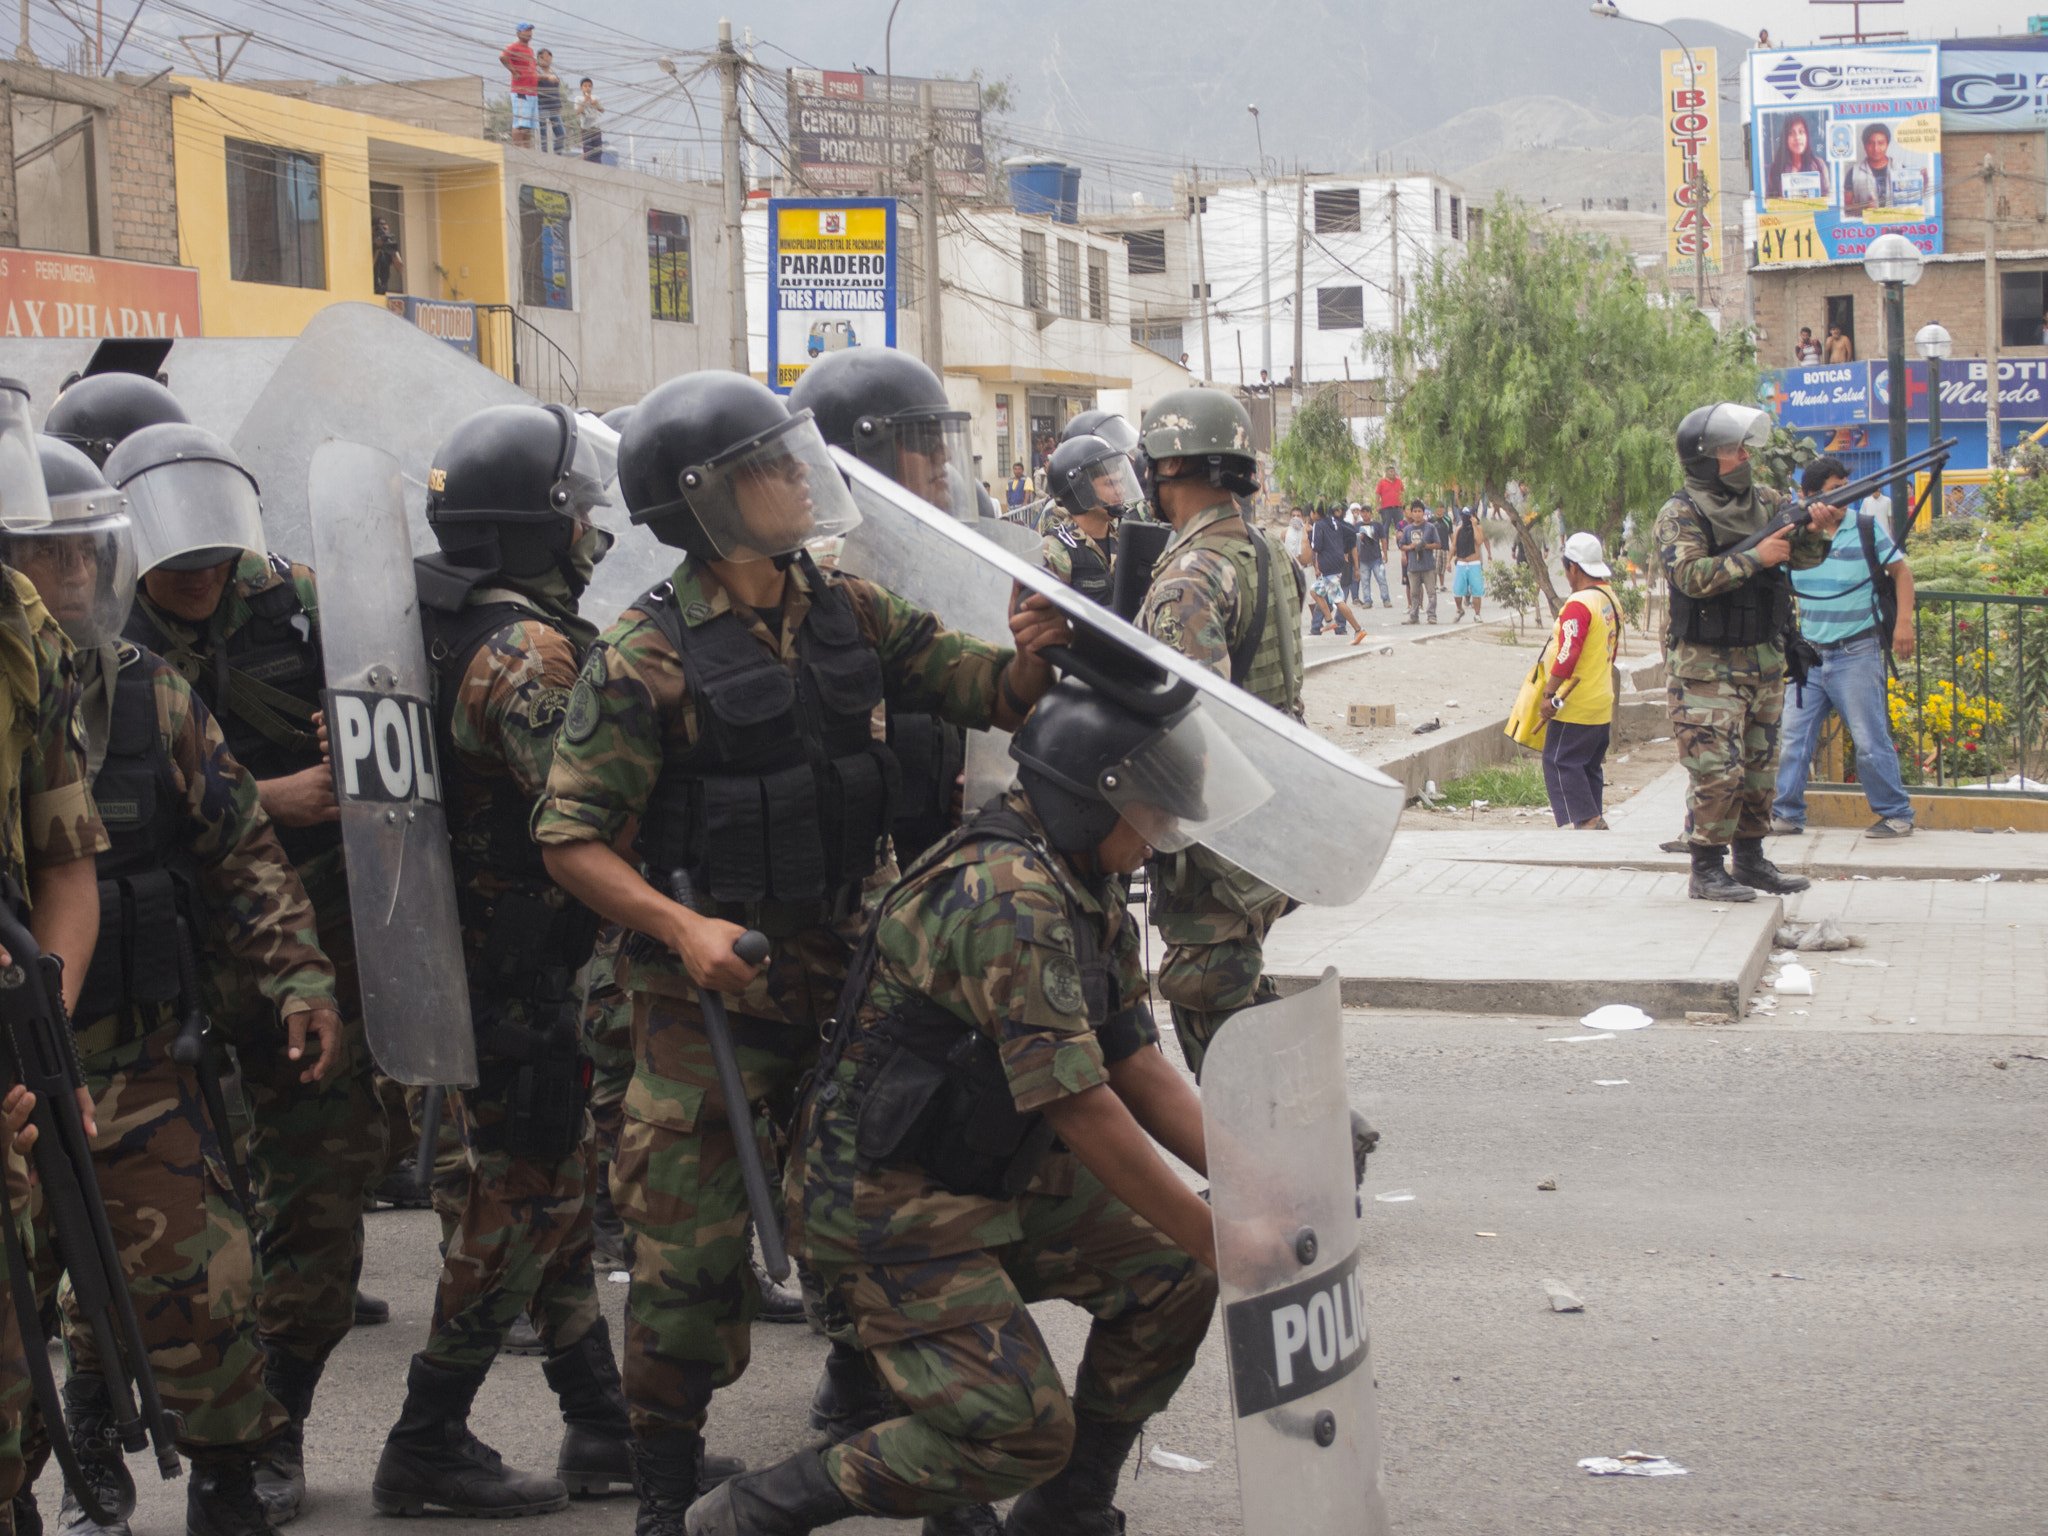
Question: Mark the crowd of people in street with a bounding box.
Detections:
[1282,487,1493,635]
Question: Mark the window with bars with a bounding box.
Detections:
[1313,188,1360,233]
[227,138,325,288]
[1450,196,1463,240]
[1123,228,1166,274]
[1087,247,1108,320]
[1057,239,1080,319]
[1131,320,1182,360]
[1317,285,1364,330]
[1022,229,1047,310]
[648,210,691,322]
[1433,186,1443,234]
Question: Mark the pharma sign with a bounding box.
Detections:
[765,199,896,393]
[1750,44,1942,265]
[1661,48,1720,274]
[0,250,201,338]
[786,70,986,197]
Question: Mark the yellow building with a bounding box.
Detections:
[170,76,508,340]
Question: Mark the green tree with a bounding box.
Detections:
[1271,390,1361,507]
[1369,198,1758,615]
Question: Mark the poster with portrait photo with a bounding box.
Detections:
[1838,118,1932,217]
[1757,108,1832,207]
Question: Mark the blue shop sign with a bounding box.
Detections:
[1769,361,1872,427]
[1870,357,2048,422]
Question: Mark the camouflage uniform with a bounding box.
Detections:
[1139,500,1303,1077]
[1037,522,1115,604]
[788,793,1215,1516]
[533,557,1011,1440]
[581,928,634,1219]
[1656,485,1831,846]
[130,554,387,1375]
[0,569,107,1528]
[46,643,334,1458]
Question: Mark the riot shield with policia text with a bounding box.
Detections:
[1203,968,1386,1535]
[831,450,1402,907]
[306,440,476,1087]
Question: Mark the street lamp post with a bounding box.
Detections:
[1915,322,1953,532]
[1864,233,1924,544]
[1249,104,1272,383]
[1590,3,1706,311]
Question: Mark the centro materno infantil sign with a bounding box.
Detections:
[765,198,897,394]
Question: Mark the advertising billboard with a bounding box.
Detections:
[1939,39,2048,131]
[1750,44,1942,265]
[1662,48,1721,275]
[0,250,201,339]
[786,71,986,197]
[765,199,896,394]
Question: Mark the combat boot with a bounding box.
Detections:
[54,1375,136,1536]
[922,1506,1002,1535]
[751,1258,806,1325]
[1003,1414,1144,1536]
[1732,837,1810,895]
[541,1318,635,1498]
[590,1174,626,1272]
[185,1448,270,1536]
[682,1451,853,1536]
[805,1339,894,1443]
[631,1427,702,1536]
[1687,845,1756,903]
[252,1344,319,1523]
[371,1354,569,1517]
[16,1487,42,1536]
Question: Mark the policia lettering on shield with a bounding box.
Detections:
[535,370,1072,1535]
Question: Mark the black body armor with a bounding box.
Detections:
[1051,522,1115,607]
[1665,496,1796,651]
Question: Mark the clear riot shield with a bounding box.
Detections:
[307,440,477,1088]
[1203,969,1386,1536]
[831,451,1402,906]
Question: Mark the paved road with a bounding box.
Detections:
[42,1014,2047,1536]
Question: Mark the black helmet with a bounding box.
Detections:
[104,422,264,574]
[1061,409,1139,457]
[787,349,976,520]
[618,373,859,562]
[1044,433,1143,520]
[600,404,635,436]
[44,374,189,468]
[1675,402,1771,488]
[426,403,614,588]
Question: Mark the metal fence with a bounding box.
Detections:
[475,305,580,408]
[1890,589,2048,793]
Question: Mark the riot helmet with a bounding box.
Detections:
[43,373,189,469]
[1676,402,1772,494]
[1044,433,1142,521]
[1061,409,1139,458]
[0,435,136,647]
[1009,676,1272,856]
[426,402,615,594]
[618,373,859,563]
[0,380,52,533]
[104,423,264,574]
[1138,389,1260,504]
[787,348,976,521]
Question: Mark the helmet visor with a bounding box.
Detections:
[857,412,977,523]
[677,414,861,563]
[1088,415,1139,456]
[1700,403,1773,455]
[0,510,137,648]
[0,387,52,532]
[1099,707,1273,854]
[120,458,265,575]
[1067,450,1143,516]
[566,413,619,521]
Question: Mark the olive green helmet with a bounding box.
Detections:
[1138,388,1260,499]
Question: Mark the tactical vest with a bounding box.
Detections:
[75,649,199,1035]
[1664,495,1795,651]
[1052,522,1115,607]
[127,556,339,866]
[1176,514,1304,714]
[633,557,900,931]
[885,712,965,865]
[815,808,1111,1202]
[421,584,601,1002]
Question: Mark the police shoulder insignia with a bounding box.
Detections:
[684,601,714,625]
[530,685,571,735]
[1041,951,1085,1016]
[563,648,607,745]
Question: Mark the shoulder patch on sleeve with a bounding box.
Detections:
[563,646,608,745]
[1041,951,1085,1015]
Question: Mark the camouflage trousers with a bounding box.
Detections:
[816,1162,1216,1517]
[613,990,808,1438]
[1669,671,1785,846]
[48,1020,287,1450]
[583,928,635,1171]
[1149,849,1289,1079]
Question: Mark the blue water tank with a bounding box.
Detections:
[1006,157,1078,224]
[1059,165,1082,224]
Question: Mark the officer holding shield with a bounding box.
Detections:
[536,373,1068,1534]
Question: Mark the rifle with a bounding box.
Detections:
[663,871,786,1282]
[167,912,252,1214]
[0,902,183,1517]
[1718,438,1958,559]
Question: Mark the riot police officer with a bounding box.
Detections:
[7,437,340,1536]
[103,423,391,1508]
[1130,388,1303,1077]
[1035,411,1140,534]
[41,373,188,469]
[1658,403,1841,901]
[369,404,636,1516]
[1036,433,1140,607]
[535,371,1069,1535]
[786,347,977,523]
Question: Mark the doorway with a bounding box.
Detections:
[1824,294,1855,361]
[370,181,407,296]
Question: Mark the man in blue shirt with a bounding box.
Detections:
[1770,455,1919,838]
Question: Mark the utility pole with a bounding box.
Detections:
[1191,166,1212,380]
[742,26,760,187]
[1291,169,1305,403]
[16,0,33,63]
[918,80,944,375]
[1386,181,1400,382]
[1260,180,1273,381]
[1983,154,2003,465]
[717,19,750,374]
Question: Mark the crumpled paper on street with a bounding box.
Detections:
[1774,918,1858,952]
[1578,1452,1688,1477]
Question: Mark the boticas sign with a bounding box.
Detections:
[0,250,202,338]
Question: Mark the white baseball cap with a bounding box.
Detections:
[1562,531,1612,579]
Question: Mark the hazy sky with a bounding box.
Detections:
[1638,2,2030,42]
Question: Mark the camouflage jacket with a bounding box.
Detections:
[0,567,105,896]
[1656,484,1832,683]
[792,792,1153,1267]
[534,556,1013,1006]
[80,643,334,1018]
[1141,500,1304,717]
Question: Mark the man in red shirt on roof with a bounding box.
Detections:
[500,23,538,148]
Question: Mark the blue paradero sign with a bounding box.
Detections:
[1770,359,2048,427]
